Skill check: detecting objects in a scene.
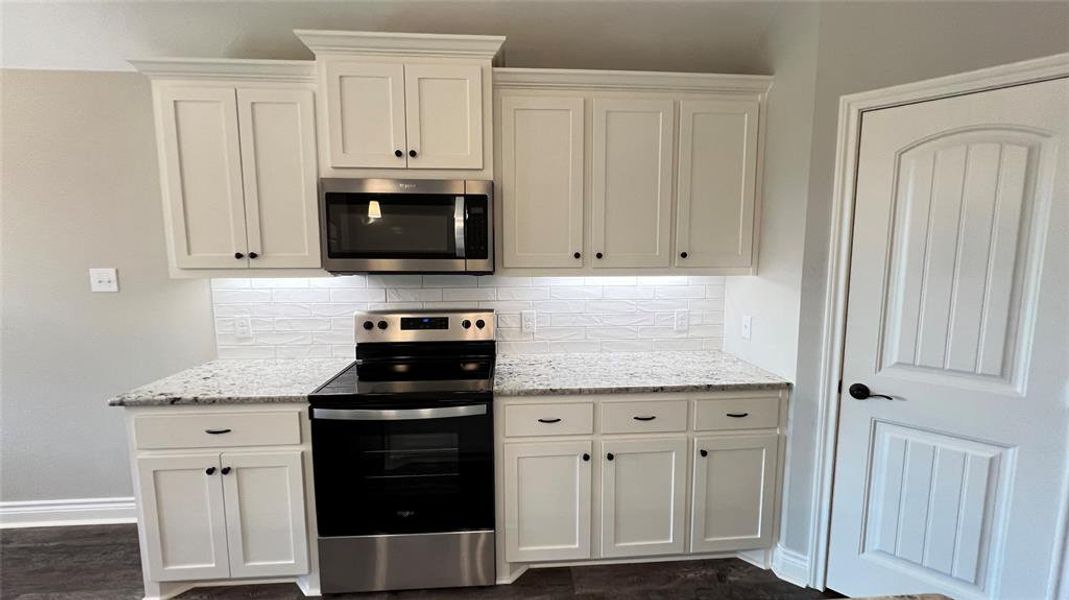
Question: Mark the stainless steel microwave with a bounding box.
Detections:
[319,179,493,274]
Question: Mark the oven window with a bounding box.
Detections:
[311,408,493,537]
[325,193,458,258]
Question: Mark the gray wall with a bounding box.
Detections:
[0,70,216,502]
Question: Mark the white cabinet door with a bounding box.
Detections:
[157,86,249,269]
[690,433,778,552]
[323,61,407,169]
[590,98,674,268]
[600,437,687,557]
[499,95,585,268]
[404,63,483,169]
[136,453,229,582]
[504,441,592,562]
[236,88,321,268]
[675,100,759,268]
[220,450,309,578]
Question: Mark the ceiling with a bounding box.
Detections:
[0,0,784,74]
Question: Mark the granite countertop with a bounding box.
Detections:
[495,350,789,397]
[108,359,352,407]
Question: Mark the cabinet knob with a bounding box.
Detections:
[582,453,590,462]
[606,452,615,461]
[680,251,688,259]
[573,252,581,259]
[234,252,244,259]
[248,252,258,259]
[595,252,604,259]
[409,149,418,158]
[394,149,403,157]
[699,449,708,458]
[221,466,231,475]
[205,467,216,475]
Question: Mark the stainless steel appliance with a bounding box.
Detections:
[319,178,493,274]
[309,309,496,593]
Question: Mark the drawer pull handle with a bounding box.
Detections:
[633,415,657,421]
[726,412,749,418]
[700,449,708,458]
[537,418,561,424]
[205,428,232,435]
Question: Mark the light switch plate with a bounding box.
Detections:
[521,310,537,333]
[89,268,119,293]
[741,315,752,340]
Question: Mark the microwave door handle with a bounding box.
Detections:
[312,405,487,421]
[454,196,466,258]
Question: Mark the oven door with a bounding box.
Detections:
[310,400,493,537]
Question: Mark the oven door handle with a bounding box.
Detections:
[312,405,487,421]
[454,196,466,258]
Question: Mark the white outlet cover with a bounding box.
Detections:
[674,309,689,332]
[234,316,253,339]
[89,268,119,293]
[521,310,537,333]
[741,315,753,340]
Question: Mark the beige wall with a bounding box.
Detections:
[0,70,216,502]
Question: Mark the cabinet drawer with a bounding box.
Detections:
[504,403,593,437]
[133,411,302,450]
[693,396,780,431]
[600,400,687,434]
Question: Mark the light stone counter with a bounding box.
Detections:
[108,359,352,407]
[495,350,789,397]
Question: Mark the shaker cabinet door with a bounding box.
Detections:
[503,441,592,562]
[499,94,585,268]
[590,98,674,268]
[690,433,778,552]
[404,63,484,169]
[675,99,759,268]
[135,453,230,582]
[156,86,249,269]
[600,437,687,558]
[323,61,407,169]
[236,88,321,268]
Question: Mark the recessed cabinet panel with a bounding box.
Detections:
[157,87,248,269]
[236,88,321,268]
[600,437,687,558]
[504,441,592,562]
[500,95,585,268]
[690,433,778,552]
[325,61,407,168]
[675,100,759,268]
[405,63,484,169]
[136,453,230,582]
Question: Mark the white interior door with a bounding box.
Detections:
[236,88,320,268]
[157,86,248,269]
[135,453,229,582]
[828,78,1069,600]
[590,98,674,268]
[323,61,407,168]
[499,94,585,268]
[220,450,309,578]
[404,63,483,169]
[503,441,592,562]
[600,437,687,557]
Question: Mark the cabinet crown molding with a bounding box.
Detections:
[293,29,506,59]
[129,58,316,82]
[494,68,773,94]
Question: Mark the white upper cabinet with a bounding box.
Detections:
[675,99,759,268]
[591,98,675,269]
[323,61,407,168]
[499,94,585,268]
[236,88,321,269]
[404,63,484,169]
[157,86,248,269]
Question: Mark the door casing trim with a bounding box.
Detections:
[809,51,1069,596]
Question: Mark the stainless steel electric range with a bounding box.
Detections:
[309,309,496,594]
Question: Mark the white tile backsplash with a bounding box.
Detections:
[212,275,725,358]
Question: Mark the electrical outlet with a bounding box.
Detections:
[674,309,689,332]
[88,268,119,293]
[235,316,253,339]
[741,315,753,340]
[521,310,537,333]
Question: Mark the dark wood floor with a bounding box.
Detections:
[1,524,843,599]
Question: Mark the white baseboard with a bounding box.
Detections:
[772,544,810,588]
[0,497,137,528]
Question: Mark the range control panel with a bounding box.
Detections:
[355,309,495,343]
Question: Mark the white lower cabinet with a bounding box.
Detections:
[690,433,779,552]
[599,437,687,557]
[503,441,592,562]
